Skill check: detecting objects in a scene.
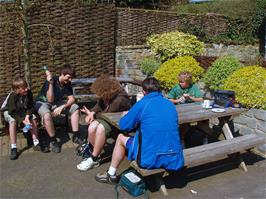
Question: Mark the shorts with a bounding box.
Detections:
[4,111,37,124]
[125,136,134,152]
[95,119,112,137]
[35,101,79,118]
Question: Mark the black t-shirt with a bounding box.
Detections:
[36,76,73,103]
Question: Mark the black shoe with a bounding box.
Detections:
[72,135,84,145]
[51,141,61,153]
[10,148,18,160]
[33,144,42,151]
[95,171,119,185]
[41,145,50,153]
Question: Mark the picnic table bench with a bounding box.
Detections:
[101,103,265,196]
[71,77,141,100]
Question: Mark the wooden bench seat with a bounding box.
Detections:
[130,133,265,196]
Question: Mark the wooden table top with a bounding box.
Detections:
[101,103,247,130]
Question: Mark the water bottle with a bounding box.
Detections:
[22,124,32,133]
[43,65,48,71]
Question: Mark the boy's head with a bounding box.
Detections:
[178,71,192,89]
[12,78,28,96]
[142,77,161,94]
[59,64,75,84]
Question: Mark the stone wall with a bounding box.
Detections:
[115,44,260,81]
[205,44,260,62]
[234,109,266,153]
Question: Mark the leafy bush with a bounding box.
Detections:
[147,31,205,61]
[202,56,243,91]
[223,66,266,110]
[174,0,266,44]
[154,56,204,90]
[139,56,161,76]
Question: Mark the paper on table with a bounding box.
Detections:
[211,108,225,113]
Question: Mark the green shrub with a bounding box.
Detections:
[174,0,266,45]
[202,56,243,91]
[154,56,204,90]
[147,31,205,61]
[139,56,161,76]
[223,66,266,110]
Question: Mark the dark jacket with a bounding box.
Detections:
[6,90,34,123]
[92,89,131,118]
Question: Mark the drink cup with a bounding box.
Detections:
[136,92,144,102]
[202,100,211,109]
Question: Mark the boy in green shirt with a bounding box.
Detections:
[168,71,203,104]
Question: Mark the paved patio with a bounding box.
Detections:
[0,127,265,199]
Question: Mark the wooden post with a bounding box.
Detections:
[21,0,31,87]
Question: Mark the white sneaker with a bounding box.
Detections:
[77,157,100,171]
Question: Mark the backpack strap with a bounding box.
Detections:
[115,182,121,199]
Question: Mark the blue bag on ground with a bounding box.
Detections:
[115,168,149,198]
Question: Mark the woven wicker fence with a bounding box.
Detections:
[0,2,116,101]
[116,8,228,46]
[0,4,24,102]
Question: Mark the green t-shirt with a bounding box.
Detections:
[167,84,203,103]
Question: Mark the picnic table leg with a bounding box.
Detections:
[154,173,168,196]
[222,118,248,172]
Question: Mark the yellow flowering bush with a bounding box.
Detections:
[223,66,266,110]
[147,31,205,61]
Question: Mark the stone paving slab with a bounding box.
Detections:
[0,147,265,199]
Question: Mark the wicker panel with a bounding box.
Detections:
[0,3,23,102]
[27,2,116,96]
[116,8,229,46]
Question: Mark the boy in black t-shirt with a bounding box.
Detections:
[35,65,80,153]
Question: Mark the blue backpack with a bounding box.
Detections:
[115,168,149,199]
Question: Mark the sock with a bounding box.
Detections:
[73,131,80,137]
[108,166,117,176]
[90,155,98,162]
[11,144,17,149]
[33,139,39,146]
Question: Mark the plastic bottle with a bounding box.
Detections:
[22,124,32,133]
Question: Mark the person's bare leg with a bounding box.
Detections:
[43,113,55,137]
[70,109,79,132]
[9,121,17,145]
[30,119,38,140]
[91,124,106,157]
[88,120,99,145]
[110,134,129,169]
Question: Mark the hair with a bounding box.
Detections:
[91,75,122,102]
[12,78,28,90]
[142,77,161,93]
[178,71,192,84]
[60,64,75,77]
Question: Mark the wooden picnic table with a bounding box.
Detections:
[101,103,249,169]
[101,103,247,128]
[101,103,265,196]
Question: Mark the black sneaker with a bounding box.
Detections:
[41,145,50,153]
[72,135,84,145]
[95,171,118,185]
[51,141,61,153]
[33,144,42,151]
[10,148,18,160]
